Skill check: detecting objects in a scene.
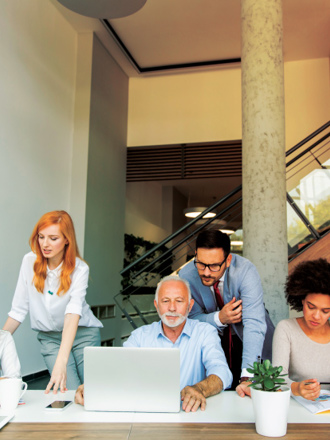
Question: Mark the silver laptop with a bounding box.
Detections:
[84,346,180,412]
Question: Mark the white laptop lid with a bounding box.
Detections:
[84,347,180,413]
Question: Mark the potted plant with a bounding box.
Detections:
[247,359,290,437]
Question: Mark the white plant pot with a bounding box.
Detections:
[251,386,291,437]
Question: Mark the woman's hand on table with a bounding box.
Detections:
[45,314,80,394]
[292,379,320,400]
[45,359,67,394]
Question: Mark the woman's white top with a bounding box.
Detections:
[0,330,21,378]
[8,252,103,332]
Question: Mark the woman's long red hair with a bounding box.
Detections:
[29,211,81,295]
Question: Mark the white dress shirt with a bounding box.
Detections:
[212,272,226,327]
[0,330,21,378]
[8,252,102,332]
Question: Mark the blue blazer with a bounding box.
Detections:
[179,254,274,370]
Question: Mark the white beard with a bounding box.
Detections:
[158,310,189,328]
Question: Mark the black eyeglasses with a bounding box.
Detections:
[194,257,227,272]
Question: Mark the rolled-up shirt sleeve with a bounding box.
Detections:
[64,262,89,317]
[0,331,21,378]
[8,256,30,323]
[202,325,233,390]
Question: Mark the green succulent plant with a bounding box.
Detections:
[247,359,287,392]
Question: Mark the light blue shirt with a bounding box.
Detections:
[124,318,232,391]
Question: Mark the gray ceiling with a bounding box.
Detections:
[108,0,329,72]
[56,0,330,76]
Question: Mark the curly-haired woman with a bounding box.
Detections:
[236,258,330,399]
[272,258,330,400]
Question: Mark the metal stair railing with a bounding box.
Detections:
[116,121,330,328]
[123,185,243,281]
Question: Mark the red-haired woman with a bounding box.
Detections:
[3,211,102,393]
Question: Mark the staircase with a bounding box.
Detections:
[117,122,330,331]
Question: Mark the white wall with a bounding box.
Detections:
[0,1,131,373]
[125,182,175,243]
[284,58,330,147]
[0,0,79,375]
[127,67,242,146]
[69,33,94,255]
[127,58,330,149]
[84,36,129,346]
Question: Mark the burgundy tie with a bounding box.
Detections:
[213,281,232,369]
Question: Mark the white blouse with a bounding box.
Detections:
[8,252,102,332]
[0,330,21,378]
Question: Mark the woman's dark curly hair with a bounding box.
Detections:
[285,258,330,311]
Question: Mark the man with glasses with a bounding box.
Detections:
[179,230,274,391]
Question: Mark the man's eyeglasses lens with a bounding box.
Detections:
[194,259,226,272]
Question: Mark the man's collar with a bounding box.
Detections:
[157,320,164,337]
[181,318,193,337]
[211,269,227,289]
[157,318,193,339]
[219,268,227,282]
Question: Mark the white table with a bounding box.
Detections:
[3,390,330,424]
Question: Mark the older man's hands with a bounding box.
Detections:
[181,374,223,412]
[75,383,207,411]
[181,384,206,412]
[75,374,223,412]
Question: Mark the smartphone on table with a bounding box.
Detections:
[45,400,73,411]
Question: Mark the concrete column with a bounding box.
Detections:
[241,0,288,325]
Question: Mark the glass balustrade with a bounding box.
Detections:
[287,156,330,239]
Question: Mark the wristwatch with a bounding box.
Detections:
[239,376,250,384]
